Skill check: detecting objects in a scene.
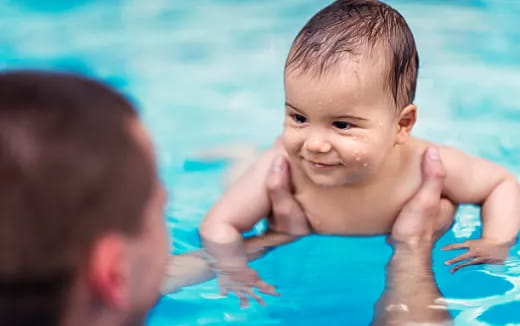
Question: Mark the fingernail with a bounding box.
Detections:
[427,147,440,161]
[272,156,284,172]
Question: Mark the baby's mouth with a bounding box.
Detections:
[305,159,341,169]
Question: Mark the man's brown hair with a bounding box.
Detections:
[286,0,419,110]
[0,71,155,325]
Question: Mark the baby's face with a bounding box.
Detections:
[283,54,400,187]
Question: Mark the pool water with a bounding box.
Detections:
[1,0,520,325]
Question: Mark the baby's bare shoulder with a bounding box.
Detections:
[407,136,433,154]
[408,136,467,162]
[407,137,463,166]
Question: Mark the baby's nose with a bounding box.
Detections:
[305,136,332,153]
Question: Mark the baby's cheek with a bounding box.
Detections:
[354,152,386,176]
[281,128,302,153]
[338,140,374,171]
[338,138,366,160]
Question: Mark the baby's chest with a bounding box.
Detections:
[295,188,413,236]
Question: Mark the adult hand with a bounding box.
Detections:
[373,146,455,326]
[265,156,311,236]
[390,146,456,249]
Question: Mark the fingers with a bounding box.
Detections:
[236,291,250,308]
[243,288,266,306]
[229,285,275,308]
[443,240,485,272]
[450,258,484,273]
[442,241,474,269]
[255,280,281,296]
[221,281,280,308]
[443,244,483,273]
[444,251,475,266]
[442,241,470,251]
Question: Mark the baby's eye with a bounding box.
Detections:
[332,121,354,130]
[290,113,307,124]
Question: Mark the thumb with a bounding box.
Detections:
[265,155,309,235]
[400,146,445,218]
[266,155,292,202]
[418,146,446,197]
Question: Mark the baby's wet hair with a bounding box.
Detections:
[286,0,419,110]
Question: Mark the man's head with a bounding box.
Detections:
[282,0,419,186]
[0,71,169,326]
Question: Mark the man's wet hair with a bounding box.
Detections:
[0,71,155,325]
[286,0,419,110]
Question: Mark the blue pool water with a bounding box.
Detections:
[1,0,520,325]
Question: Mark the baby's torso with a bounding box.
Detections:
[293,180,419,235]
[289,138,428,235]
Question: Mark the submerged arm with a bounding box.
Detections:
[162,153,307,294]
[440,146,520,271]
[441,146,520,243]
[161,230,300,294]
[163,152,309,295]
[199,144,283,266]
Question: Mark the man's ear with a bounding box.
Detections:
[395,104,417,144]
[87,234,131,309]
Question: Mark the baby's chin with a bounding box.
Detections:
[305,173,351,188]
[304,168,369,187]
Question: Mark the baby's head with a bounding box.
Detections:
[282,0,419,187]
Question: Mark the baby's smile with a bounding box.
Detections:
[305,159,342,169]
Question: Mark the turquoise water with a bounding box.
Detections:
[1,0,520,325]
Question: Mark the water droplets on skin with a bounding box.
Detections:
[353,150,361,162]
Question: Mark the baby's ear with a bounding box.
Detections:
[395,104,417,144]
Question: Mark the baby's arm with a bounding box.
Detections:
[440,146,520,271]
[163,155,309,303]
[199,141,299,305]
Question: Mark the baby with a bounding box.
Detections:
[200,0,520,303]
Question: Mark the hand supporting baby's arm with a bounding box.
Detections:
[440,146,520,272]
